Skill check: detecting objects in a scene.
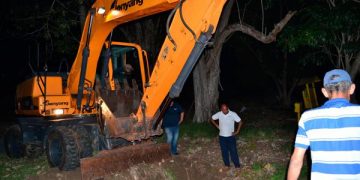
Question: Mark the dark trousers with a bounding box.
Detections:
[219,136,240,167]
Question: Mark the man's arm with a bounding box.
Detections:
[179,112,184,124]
[210,118,219,129]
[233,121,243,135]
[287,147,306,180]
[210,113,220,129]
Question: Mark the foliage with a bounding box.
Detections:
[237,35,321,107]
[279,1,360,52]
[278,0,360,73]
[0,154,49,179]
[5,0,84,60]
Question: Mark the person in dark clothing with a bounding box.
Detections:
[162,100,184,155]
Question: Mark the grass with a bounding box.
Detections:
[164,168,176,180]
[153,120,218,143]
[0,154,49,179]
[246,162,309,180]
[270,163,288,180]
[281,141,294,154]
[175,111,297,141]
[149,121,218,147]
[179,121,218,138]
[251,162,263,172]
[240,125,280,141]
[269,163,309,180]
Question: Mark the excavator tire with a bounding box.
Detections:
[70,125,93,158]
[46,126,80,171]
[4,125,25,158]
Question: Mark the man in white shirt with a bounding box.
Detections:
[211,103,242,168]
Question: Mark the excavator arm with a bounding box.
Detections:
[68,0,227,121]
[67,0,179,111]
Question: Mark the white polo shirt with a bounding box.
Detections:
[212,110,241,137]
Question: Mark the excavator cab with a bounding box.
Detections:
[96,41,149,117]
[98,41,150,93]
[94,41,162,143]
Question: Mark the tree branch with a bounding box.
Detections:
[222,11,297,44]
[55,0,80,16]
[326,0,336,8]
[205,10,296,69]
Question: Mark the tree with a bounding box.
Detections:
[192,0,235,123]
[0,0,88,115]
[4,0,86,65]
[192,0,296,122]
[239,39,298,107]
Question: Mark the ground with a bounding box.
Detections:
[0,104,309,180]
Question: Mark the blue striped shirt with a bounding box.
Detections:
[295,98,360,179]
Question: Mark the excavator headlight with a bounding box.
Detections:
[97,7,106,15]
[110,9,120,16]
[53,109,64,115]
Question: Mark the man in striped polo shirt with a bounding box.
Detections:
[288,69,360,179]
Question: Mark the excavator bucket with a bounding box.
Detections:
[80,77,169,179]
[80,143,170,180]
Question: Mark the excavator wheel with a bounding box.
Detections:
[46,126,80,171]
[4,125,25,158]
[70,125,93,158]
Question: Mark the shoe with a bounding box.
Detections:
[171,152,179,155]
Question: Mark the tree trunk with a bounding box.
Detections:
[192,7,296,122]
[193,50,223,123]
[192,0,234,123]
[279,51,294,107]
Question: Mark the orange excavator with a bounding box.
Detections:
[5,0,228,179]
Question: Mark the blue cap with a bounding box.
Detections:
[323,69,352,86]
